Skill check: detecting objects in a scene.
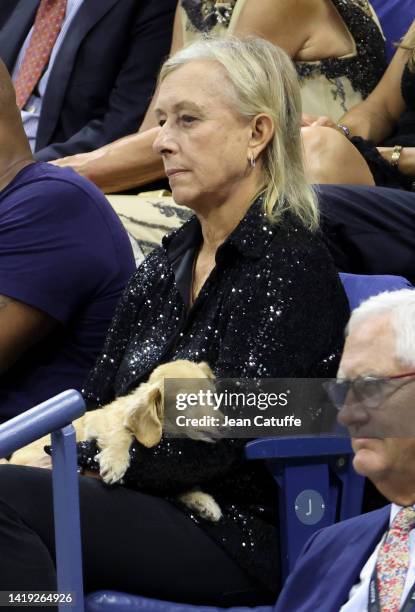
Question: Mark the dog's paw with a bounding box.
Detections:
[96,448,131,485]
[179,491,222,522]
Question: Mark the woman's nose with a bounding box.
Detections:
[153,124,177,156]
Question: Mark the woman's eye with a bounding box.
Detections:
[180,115,197,125]
[158,119,166,127]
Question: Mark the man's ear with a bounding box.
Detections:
[249,113,274,160]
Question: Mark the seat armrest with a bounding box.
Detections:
[0,389,85,458]
[245,436,353,460]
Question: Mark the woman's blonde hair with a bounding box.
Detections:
[158,37,319,231]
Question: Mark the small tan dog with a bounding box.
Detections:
[6,360,224,522]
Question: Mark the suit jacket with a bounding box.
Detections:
[0,0,176,160]
[274,506,415,612]
[0,0,15,29]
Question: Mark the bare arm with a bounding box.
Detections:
[231,0,314,57]
[232,0,367,61]
[393,147,415,176]
[336,21,415,143]
[0,295,57,374]
[377,146,415,177]
[52,3,184,193]
[55,128,164,194]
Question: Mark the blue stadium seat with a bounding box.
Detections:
[371,0,415,62]
[0,274,412,612]
[339,272,412,310]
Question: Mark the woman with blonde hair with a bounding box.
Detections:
[52,0,386,193]
[0,38,348,608]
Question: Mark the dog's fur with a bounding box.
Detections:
[6,360,223,522]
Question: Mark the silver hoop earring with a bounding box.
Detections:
[249,152,256,168]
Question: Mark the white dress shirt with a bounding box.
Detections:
[340,504,415,611]
[11,0,84,152]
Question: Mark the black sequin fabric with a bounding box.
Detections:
[181,0,386,108]
[181,0,236,33]
[296,0,386,106]
[78,197,349,595]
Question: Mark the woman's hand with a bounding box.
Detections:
[302,114,337,129]
[50,127,164,193]
[302,113,319,127]
[377,146,415,176]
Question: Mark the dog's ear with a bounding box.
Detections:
[199,362,215,379]
[125,382,163,448]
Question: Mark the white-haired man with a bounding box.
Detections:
[275,288,415,612]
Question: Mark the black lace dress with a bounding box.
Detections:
[180,0,386,120]
[351,62,415,190]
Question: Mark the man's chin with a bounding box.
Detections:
[352,441,388,479]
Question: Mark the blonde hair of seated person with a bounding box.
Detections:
[159,37,319,231]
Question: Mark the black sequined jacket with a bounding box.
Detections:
[77,198,349,598]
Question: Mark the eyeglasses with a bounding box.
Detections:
[324,372,415,410]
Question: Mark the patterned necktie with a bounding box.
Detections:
[13,0,68,110]
[376,506,415,612]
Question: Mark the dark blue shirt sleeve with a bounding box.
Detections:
[0,176,120,323]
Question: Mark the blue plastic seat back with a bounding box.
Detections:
[370,0,415,62]
[339,272,412,311]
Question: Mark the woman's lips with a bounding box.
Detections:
[166,168,188,178]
